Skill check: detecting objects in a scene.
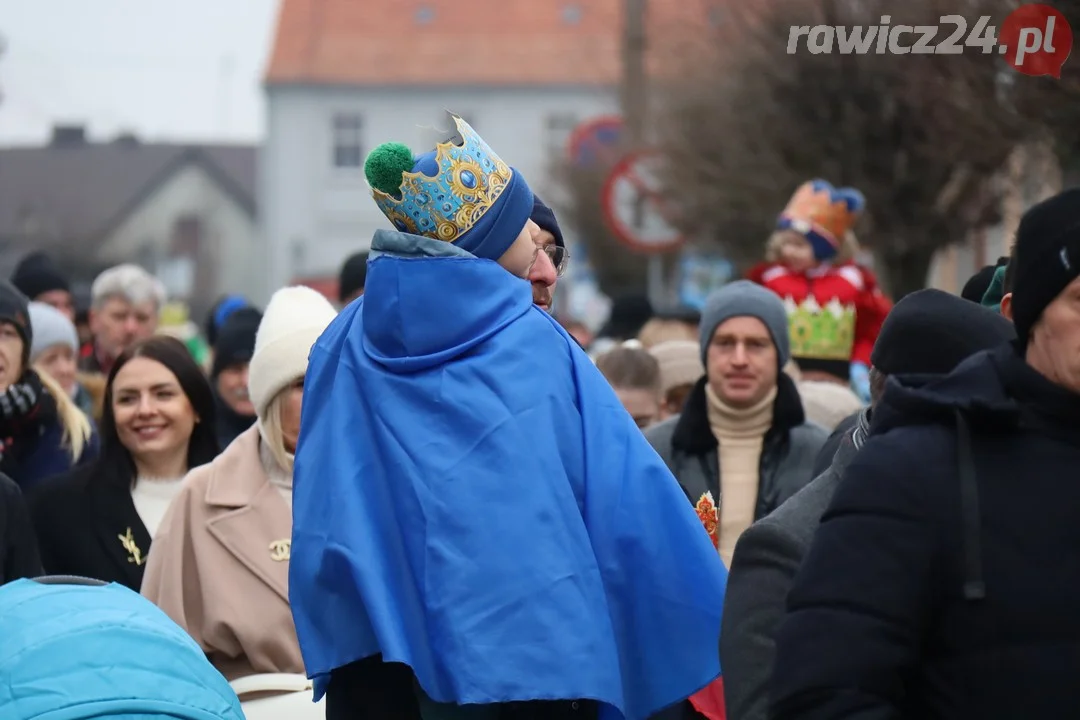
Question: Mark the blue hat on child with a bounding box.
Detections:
[364,115,534,261]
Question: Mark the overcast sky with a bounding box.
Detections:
[0,0,279,145]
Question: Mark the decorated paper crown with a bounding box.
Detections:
[776,179,865,260]
[364,115,534,261]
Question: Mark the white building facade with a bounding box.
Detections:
[257,83,617,302]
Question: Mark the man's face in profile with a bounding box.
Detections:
[529,225,560,313]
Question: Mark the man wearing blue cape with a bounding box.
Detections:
[290,115,728,720]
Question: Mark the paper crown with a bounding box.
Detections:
[777,179,865,260]
[364,115,533,260]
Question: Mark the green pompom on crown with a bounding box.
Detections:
[364,142,415,196]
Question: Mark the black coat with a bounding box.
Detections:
[771,345,1080,719]
[1,472,42,585]
[26,461,151,592]
[809,410,859,478]
[645,374,829,517]
[324,655,600,720]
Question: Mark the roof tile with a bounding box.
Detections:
[265,0,721,85]
[0,142,257,248]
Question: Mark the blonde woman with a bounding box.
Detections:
[142,286,337,681]
[0,283,95,490]
[29,301,97,419]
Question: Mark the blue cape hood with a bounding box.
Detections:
[0,579,244,720]
[290,230,727,720]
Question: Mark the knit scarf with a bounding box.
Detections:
[0,370,57,478]
[704,382,776,566]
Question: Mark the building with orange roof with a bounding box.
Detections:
[257,0,726,297]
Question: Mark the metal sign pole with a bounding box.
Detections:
[648,255,664,306]
[633,192,664,304]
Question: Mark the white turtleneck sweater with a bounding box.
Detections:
[132,476,186,537]
[259,436,294,507]
[705,383,777,567]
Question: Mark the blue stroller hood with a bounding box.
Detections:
[0,577,245,720]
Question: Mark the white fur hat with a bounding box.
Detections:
[248,286,337,419]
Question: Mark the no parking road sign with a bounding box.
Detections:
[567,115,624,167]
[601,150,685,254]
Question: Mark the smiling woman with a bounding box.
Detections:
[26,336,219,591]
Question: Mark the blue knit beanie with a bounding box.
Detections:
[531,195,564,249]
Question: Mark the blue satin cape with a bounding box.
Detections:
[290,230,727,720]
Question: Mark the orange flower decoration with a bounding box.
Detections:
[695,492,719,549]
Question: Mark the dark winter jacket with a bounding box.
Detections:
[720,409,868,720]
[646,373,828,516]
[810,410,859,478]
[0,372,98,491]
[1,472,42,585]
[12,418,99,491]
[771,344,1080,720]
[27,460,152,592]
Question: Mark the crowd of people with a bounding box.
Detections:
[1,113,1079,720]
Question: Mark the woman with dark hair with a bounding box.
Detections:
[27,335,218,590]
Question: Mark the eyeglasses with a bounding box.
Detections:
[532,244,570,277]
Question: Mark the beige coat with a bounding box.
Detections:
[141,425,304,680]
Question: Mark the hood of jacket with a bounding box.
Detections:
[360,229,533,373]
[870,346,1022,437]
[0,578,245,719]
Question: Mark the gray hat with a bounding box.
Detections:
[28,301,78,362]
[698,280,790,368]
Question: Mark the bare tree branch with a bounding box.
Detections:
[550,156,652,297]
[655,0,1041,297]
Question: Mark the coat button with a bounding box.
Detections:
[571,701,580,710]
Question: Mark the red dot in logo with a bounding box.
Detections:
[999,3,1073,77]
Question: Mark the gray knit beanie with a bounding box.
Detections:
[28,301,79,362]
[698,280,790,368]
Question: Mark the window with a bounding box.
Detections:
[545,113,579,155]
[332,114,363,169]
